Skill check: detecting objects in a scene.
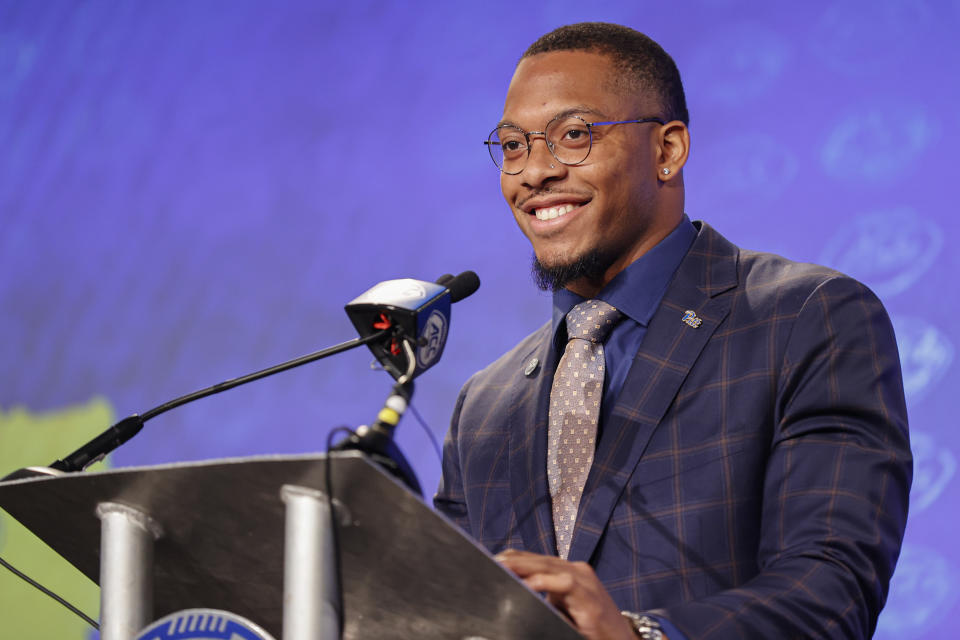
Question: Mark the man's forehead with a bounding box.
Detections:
[507,50,618,92]
[500,51,645,125]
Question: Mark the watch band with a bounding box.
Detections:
[620,611,664,640]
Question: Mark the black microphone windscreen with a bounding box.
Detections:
[448,270,480,303]
[435,273,455,287]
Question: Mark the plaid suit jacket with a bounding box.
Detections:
[434,222,911,639]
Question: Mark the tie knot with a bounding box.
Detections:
[565,299,622,344]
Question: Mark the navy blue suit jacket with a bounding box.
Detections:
[435,222,911,639]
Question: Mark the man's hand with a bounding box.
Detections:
[495,549,638,640]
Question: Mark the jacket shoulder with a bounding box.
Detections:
[736,247,879,311]
[739,248,843,287]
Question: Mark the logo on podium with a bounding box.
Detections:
[136,608,275,640]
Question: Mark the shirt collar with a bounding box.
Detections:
[551,215,697,341]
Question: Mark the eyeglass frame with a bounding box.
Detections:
[484,113,666,175]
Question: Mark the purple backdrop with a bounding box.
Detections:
[1,1,957,637]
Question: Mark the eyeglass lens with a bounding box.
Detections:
[488,116,593,174]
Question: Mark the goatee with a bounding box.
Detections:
[531,249,609,291]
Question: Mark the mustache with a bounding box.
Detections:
[517,189,591,210]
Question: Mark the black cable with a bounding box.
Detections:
[324,426,354,635]
[407,403,443,465]
[0,554,99,630]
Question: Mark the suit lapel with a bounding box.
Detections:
[568,223,740,562]
[508,325,559,556]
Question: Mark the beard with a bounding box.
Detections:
[531,248,611,291]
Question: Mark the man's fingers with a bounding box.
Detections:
[495,549,570,575]
[522,570,576,594]
[494,550,636,640]
[497,551,599,601]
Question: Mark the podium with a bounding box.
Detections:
[0,452,583,639]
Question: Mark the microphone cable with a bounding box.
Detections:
[323,426,354,636]
[406,402,443,465]
[0,553,99,630]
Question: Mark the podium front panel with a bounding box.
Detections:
[0,453,582,639]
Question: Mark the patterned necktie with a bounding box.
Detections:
[547,299,622,559]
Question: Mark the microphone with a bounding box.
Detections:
[446,270,481,303]
[334,270,479,494]
[344,270,479,382]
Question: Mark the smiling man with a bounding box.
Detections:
[501,49,686,301]
[434,23,911,640]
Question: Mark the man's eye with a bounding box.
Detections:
[558,127,590,146]
[501,139,526,153]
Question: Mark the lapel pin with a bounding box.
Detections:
[524,357,540,377]
[682,310,702,328]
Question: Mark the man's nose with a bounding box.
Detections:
[522,136,565,186]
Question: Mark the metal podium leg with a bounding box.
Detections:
[96,502,163,640]
[281,484,341,640]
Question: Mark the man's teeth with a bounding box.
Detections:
[534,203,576,220]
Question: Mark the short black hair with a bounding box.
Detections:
[522,22,689,125]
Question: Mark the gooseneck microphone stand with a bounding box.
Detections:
[2,328,391,481]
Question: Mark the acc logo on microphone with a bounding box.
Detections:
[417,310,448,369]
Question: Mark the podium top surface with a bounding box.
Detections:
[0,452,582,639]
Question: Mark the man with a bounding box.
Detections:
[434,23,911,640]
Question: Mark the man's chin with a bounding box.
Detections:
[531,249,608,292]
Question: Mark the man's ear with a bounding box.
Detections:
[656,120,690,180]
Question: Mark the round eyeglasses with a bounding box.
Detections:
[484,114,665,175]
